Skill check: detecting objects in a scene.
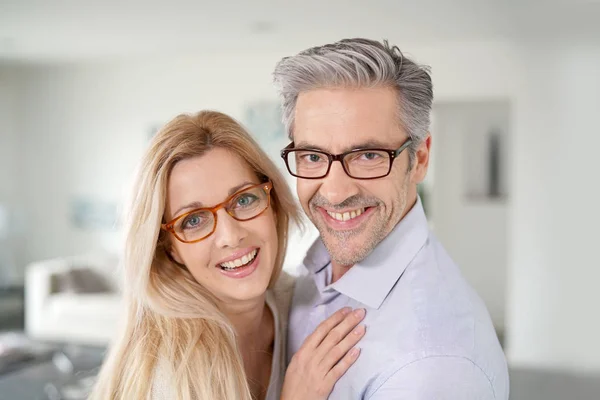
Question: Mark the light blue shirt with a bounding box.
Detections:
[288,198,509,399]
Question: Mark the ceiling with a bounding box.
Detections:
[0,0,598,63]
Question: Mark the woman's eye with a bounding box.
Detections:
[182,214,204,229]
[236,194,257,207]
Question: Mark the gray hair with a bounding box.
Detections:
[273,38,433,160]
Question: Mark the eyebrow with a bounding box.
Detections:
[171,180,257,218]
[294,140,394,154]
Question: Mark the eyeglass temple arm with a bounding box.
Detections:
[394,139,413,157]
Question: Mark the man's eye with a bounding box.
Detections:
[300,153,323,162]
[363,152,380,160]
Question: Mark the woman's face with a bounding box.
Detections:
[164,147,279,306]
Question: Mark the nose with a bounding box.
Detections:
[318,160,360,205]
[213,209,247,249]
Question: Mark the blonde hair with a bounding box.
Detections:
[90,111,301,400]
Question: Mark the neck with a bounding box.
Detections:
[331,262,352,284]
[219,294,272,351]
[219,295,274,400]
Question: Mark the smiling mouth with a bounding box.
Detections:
[218,249,259,271]
[325,207,367,222]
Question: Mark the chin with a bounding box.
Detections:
[325,233,372,264]
[223,268,273,301]
[226,283,270,303]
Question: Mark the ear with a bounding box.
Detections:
[411,134,431,184]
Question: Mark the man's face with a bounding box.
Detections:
[292,87,430,267]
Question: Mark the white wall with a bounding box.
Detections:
[431,101,510,333]
[408,40,518,101]
[0,70,19,203]
[0,68,24,283]
[413,40,519,334]
[505,40,600,372]
[0,69,19,212]
[13,52,305,266]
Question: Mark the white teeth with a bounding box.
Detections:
[327,208,365,222]
[220,249,257,270]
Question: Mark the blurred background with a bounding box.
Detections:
[0,1,599,399]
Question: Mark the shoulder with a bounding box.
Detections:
[366,356,505,400]
[370,238,509,397]
[399,236,499,352]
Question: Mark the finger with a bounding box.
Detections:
[298,307,352,351]
[324,347,361,386]
[314,308,366,361]
[321,324,365,370]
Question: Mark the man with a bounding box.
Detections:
[273,38,509,399]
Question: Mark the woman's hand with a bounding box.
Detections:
[280,307,366,400]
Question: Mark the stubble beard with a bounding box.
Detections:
[307,176,410,267]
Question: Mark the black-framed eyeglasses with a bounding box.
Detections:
[280,139,413,180]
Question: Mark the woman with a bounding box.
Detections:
[90,110,365,400]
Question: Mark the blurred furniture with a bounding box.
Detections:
[0,331,55,376]
[25,253,122,346]
[0,336,104,400]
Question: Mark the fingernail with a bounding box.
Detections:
[354,308,366,318]
[353,325,365,335]
[341,307,352,315]
[350,347,360,357]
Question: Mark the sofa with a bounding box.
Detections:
[24,252,123,346]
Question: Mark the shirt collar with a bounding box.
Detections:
[302,235,331,275]
[302,197,430,309]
